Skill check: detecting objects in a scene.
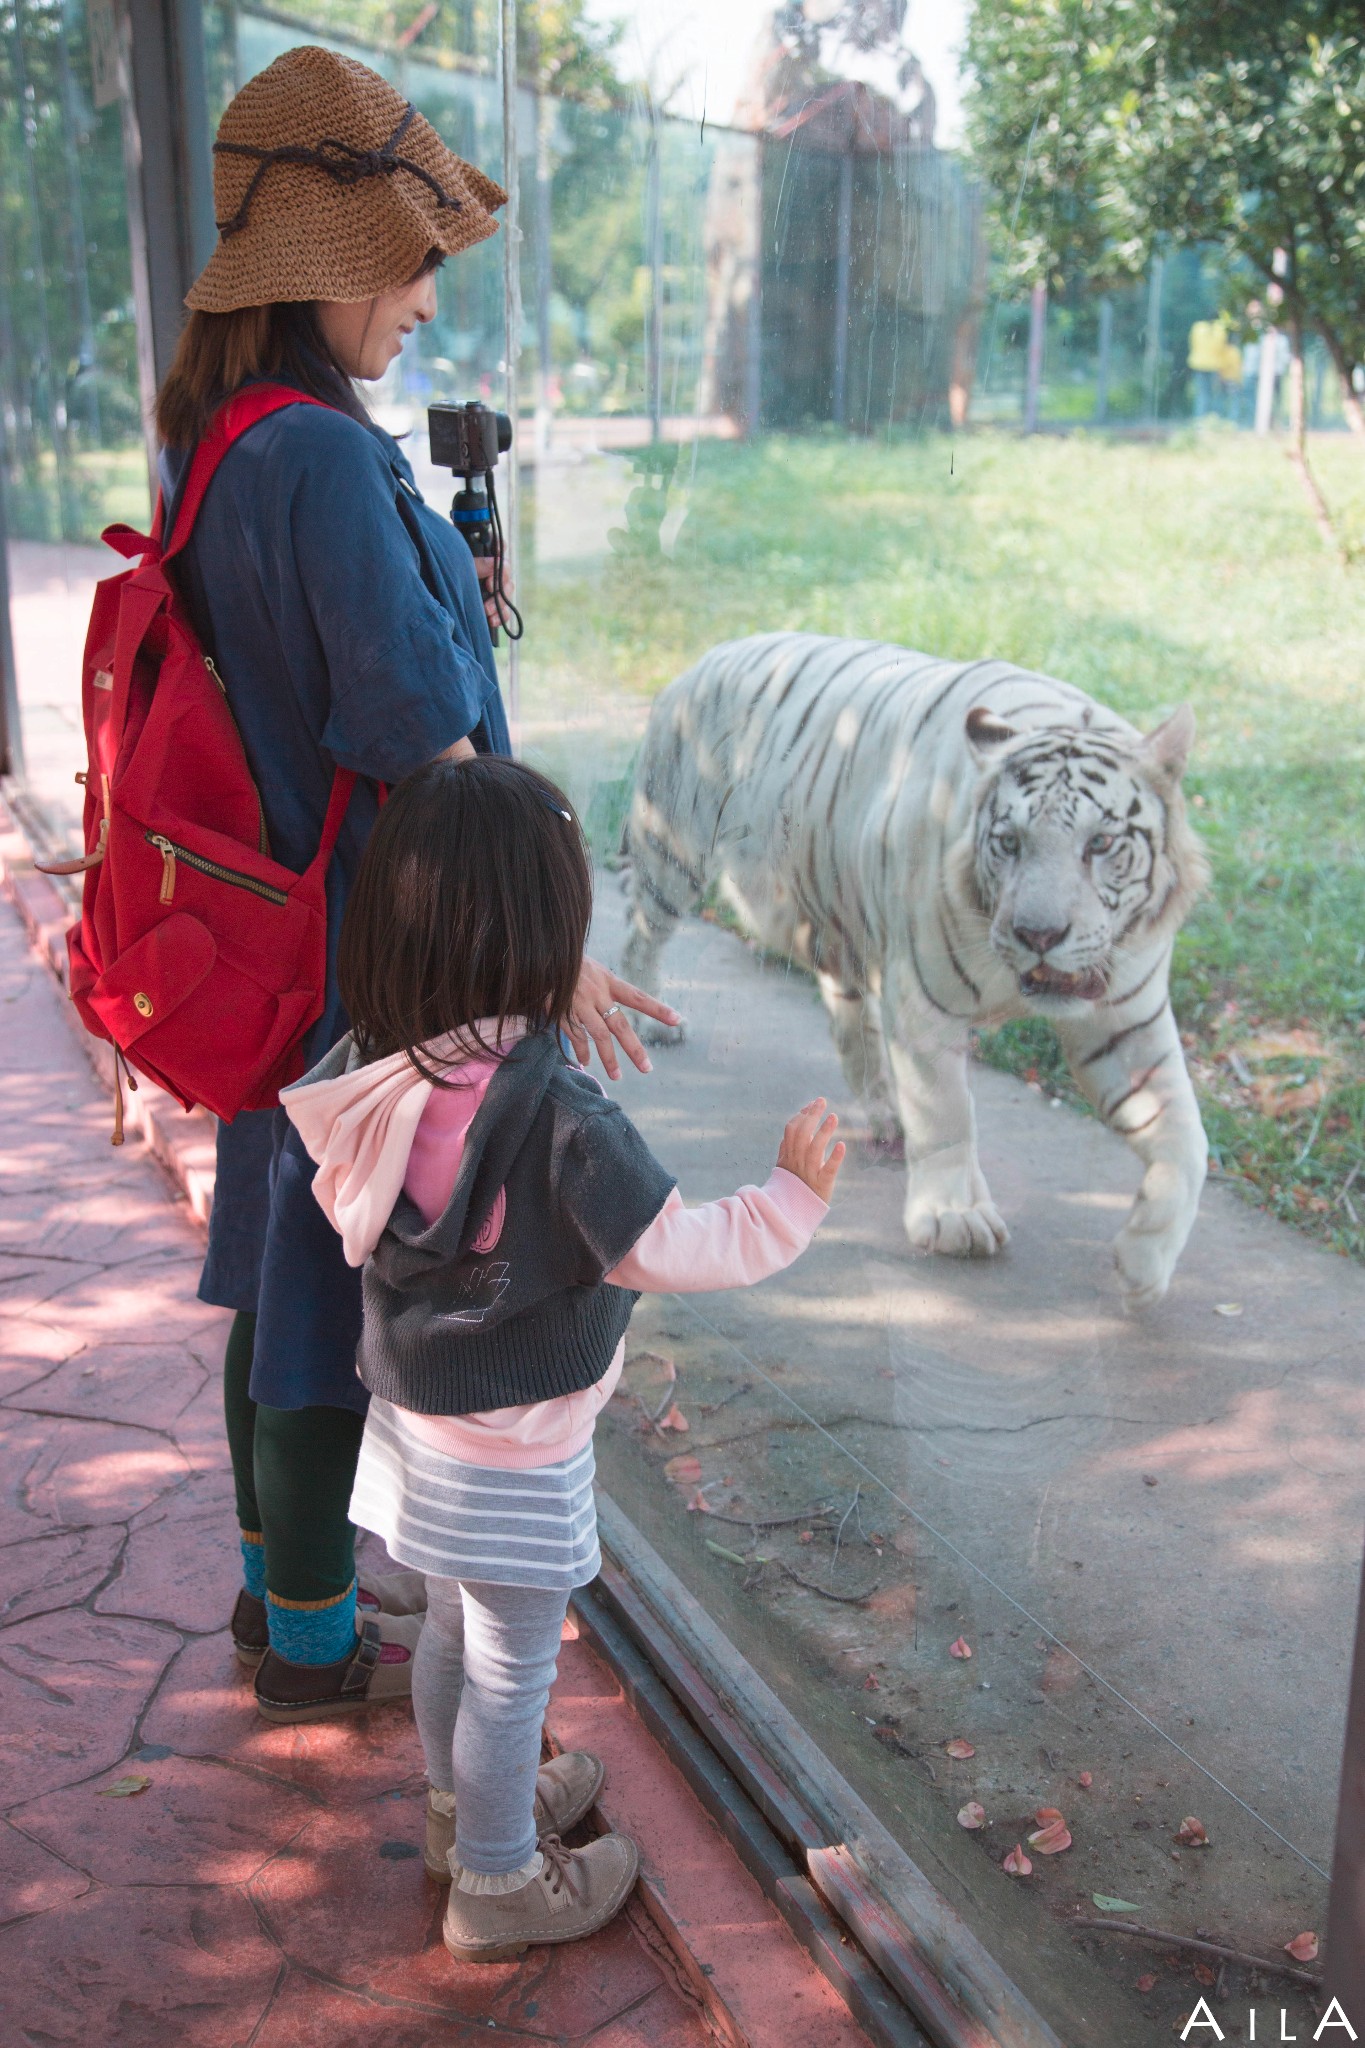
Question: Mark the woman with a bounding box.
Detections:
[158,44,675,1720]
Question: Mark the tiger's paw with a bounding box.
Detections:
[631,1009,688,1049]
[1112,1220,1178,1314]
[903,1152,1009,1259]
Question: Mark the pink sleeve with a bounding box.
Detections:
[605,1167,828,1293]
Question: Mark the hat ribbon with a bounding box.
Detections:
[213,106,462,239]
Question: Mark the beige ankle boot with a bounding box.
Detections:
[443,1832,639,1963]
[425,1751,606,1879]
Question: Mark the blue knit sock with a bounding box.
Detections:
[265,1583,358,1666]
[240,1533,266,1600]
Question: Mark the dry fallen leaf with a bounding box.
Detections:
[957,1802,986,1830]
[1027,1819,1073,1855]
[1284,1932,1319,1963]
[1193,1964,1216,1987]
[97,1774,151,1799]
[1174,1816,1209,1847]
[1002,1844,1032,1877]
[945,1739,976,1760]
[663,1453,703,1486]
[1135,1974,1158,1994]
[1077,1771,1093,1789]
[656,1403,689,1433]
[1034,1805,1065,1824]
[1093,1894,1141,1914]
[949,1636,973,1660]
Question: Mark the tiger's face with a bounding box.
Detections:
[965,705,1200,1010]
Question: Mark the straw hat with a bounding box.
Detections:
[187,45,506,312]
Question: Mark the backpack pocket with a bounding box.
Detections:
[86,912,217,1048]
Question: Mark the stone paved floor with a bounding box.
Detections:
[0,887,717,2046]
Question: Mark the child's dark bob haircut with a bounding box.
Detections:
[338,756,592,1075]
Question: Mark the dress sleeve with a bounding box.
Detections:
[278,414,499,783]
[605,1169,827,1292]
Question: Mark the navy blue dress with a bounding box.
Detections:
[161,395,510,1412]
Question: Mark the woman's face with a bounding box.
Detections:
[316,267,438,381]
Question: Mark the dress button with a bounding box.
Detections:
[133,992,153,1017]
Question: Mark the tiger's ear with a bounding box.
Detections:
[1139,704,1195,785]
[964,706,1019,764]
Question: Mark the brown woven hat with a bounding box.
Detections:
[187,45,506,312]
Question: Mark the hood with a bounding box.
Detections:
[281,1022,528,1267]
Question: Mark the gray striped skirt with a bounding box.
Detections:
[349,1397,600,1592]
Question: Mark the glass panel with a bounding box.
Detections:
[1,0,148,839]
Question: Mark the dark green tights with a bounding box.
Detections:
[224,1309,365,1607]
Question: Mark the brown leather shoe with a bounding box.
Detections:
[425,1752,607,1879]
[442,1832,639,1963]
[254,1613,422,1723]
[231,1588,270,1670]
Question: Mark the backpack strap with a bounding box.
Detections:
[162,384,331,562]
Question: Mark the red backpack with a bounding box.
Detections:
[40,384,356,1137]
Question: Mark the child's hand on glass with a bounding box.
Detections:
[777,1099,845,1202]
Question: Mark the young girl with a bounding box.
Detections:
[283,756,843,1965]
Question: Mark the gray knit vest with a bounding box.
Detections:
[354,1031,675,1417]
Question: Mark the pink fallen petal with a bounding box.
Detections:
[1174,1816,1209,1847]
[944,1739,976,1760]
[685,1490,713,1513]
[657,1404,690,1433]
[1135,1973,1158,1994]
[957,1801,986,1830]
[1002,1843,1032,1877]
[949,1636,973,1660]
[663,1453,703,1485]
[1034,1806,1065,1825]
[1284,1932,1319,1963]
[1077,1771,1093,1789]
[1026,1819,1073,1855]
[863,1673,881,1691]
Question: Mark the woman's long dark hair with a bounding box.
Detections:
[338,757,593,1078]
[155,301,368,448]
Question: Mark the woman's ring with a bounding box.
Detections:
[602,1003,624,1022]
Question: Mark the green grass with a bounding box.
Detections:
[522,425,1365,1258]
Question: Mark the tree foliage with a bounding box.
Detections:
[963,0,1365,376]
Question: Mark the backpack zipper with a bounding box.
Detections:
[146,831,288,907]
[203,656,270,855]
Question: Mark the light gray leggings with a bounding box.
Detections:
[412,1574,570,1874]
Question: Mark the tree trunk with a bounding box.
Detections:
[1320,318,1365,436]
[1286,312,1348,563]
[1023,280,1046,434]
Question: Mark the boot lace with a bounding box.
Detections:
[538,1834,583,1903]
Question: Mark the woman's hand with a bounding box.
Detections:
[473,556,509,635]
[776,1099,845,1202]
[569,957,680,1080]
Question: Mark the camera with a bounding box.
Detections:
[428,400,513,476]
[427,402,523,644]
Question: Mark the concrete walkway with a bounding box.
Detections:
[0,875,877,2048]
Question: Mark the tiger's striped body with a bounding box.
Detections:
[622,632,1208,1310]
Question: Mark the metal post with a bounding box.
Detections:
[1327,1537,1365,2029]
[116,0,215,487]
[499,0,521,746]
[1095,294,1112,425]
[533,83,553,462]
[831,149,853,426]
[1254,329,1279,435]
[743,152,763,436]
[645,103,663,443]
[1022,278,1046,433]
[0,480,22,779]
[1142,253,1164,421]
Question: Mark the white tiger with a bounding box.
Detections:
[621,632,1210,1311]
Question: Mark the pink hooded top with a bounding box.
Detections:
[284,1029,827,1470]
